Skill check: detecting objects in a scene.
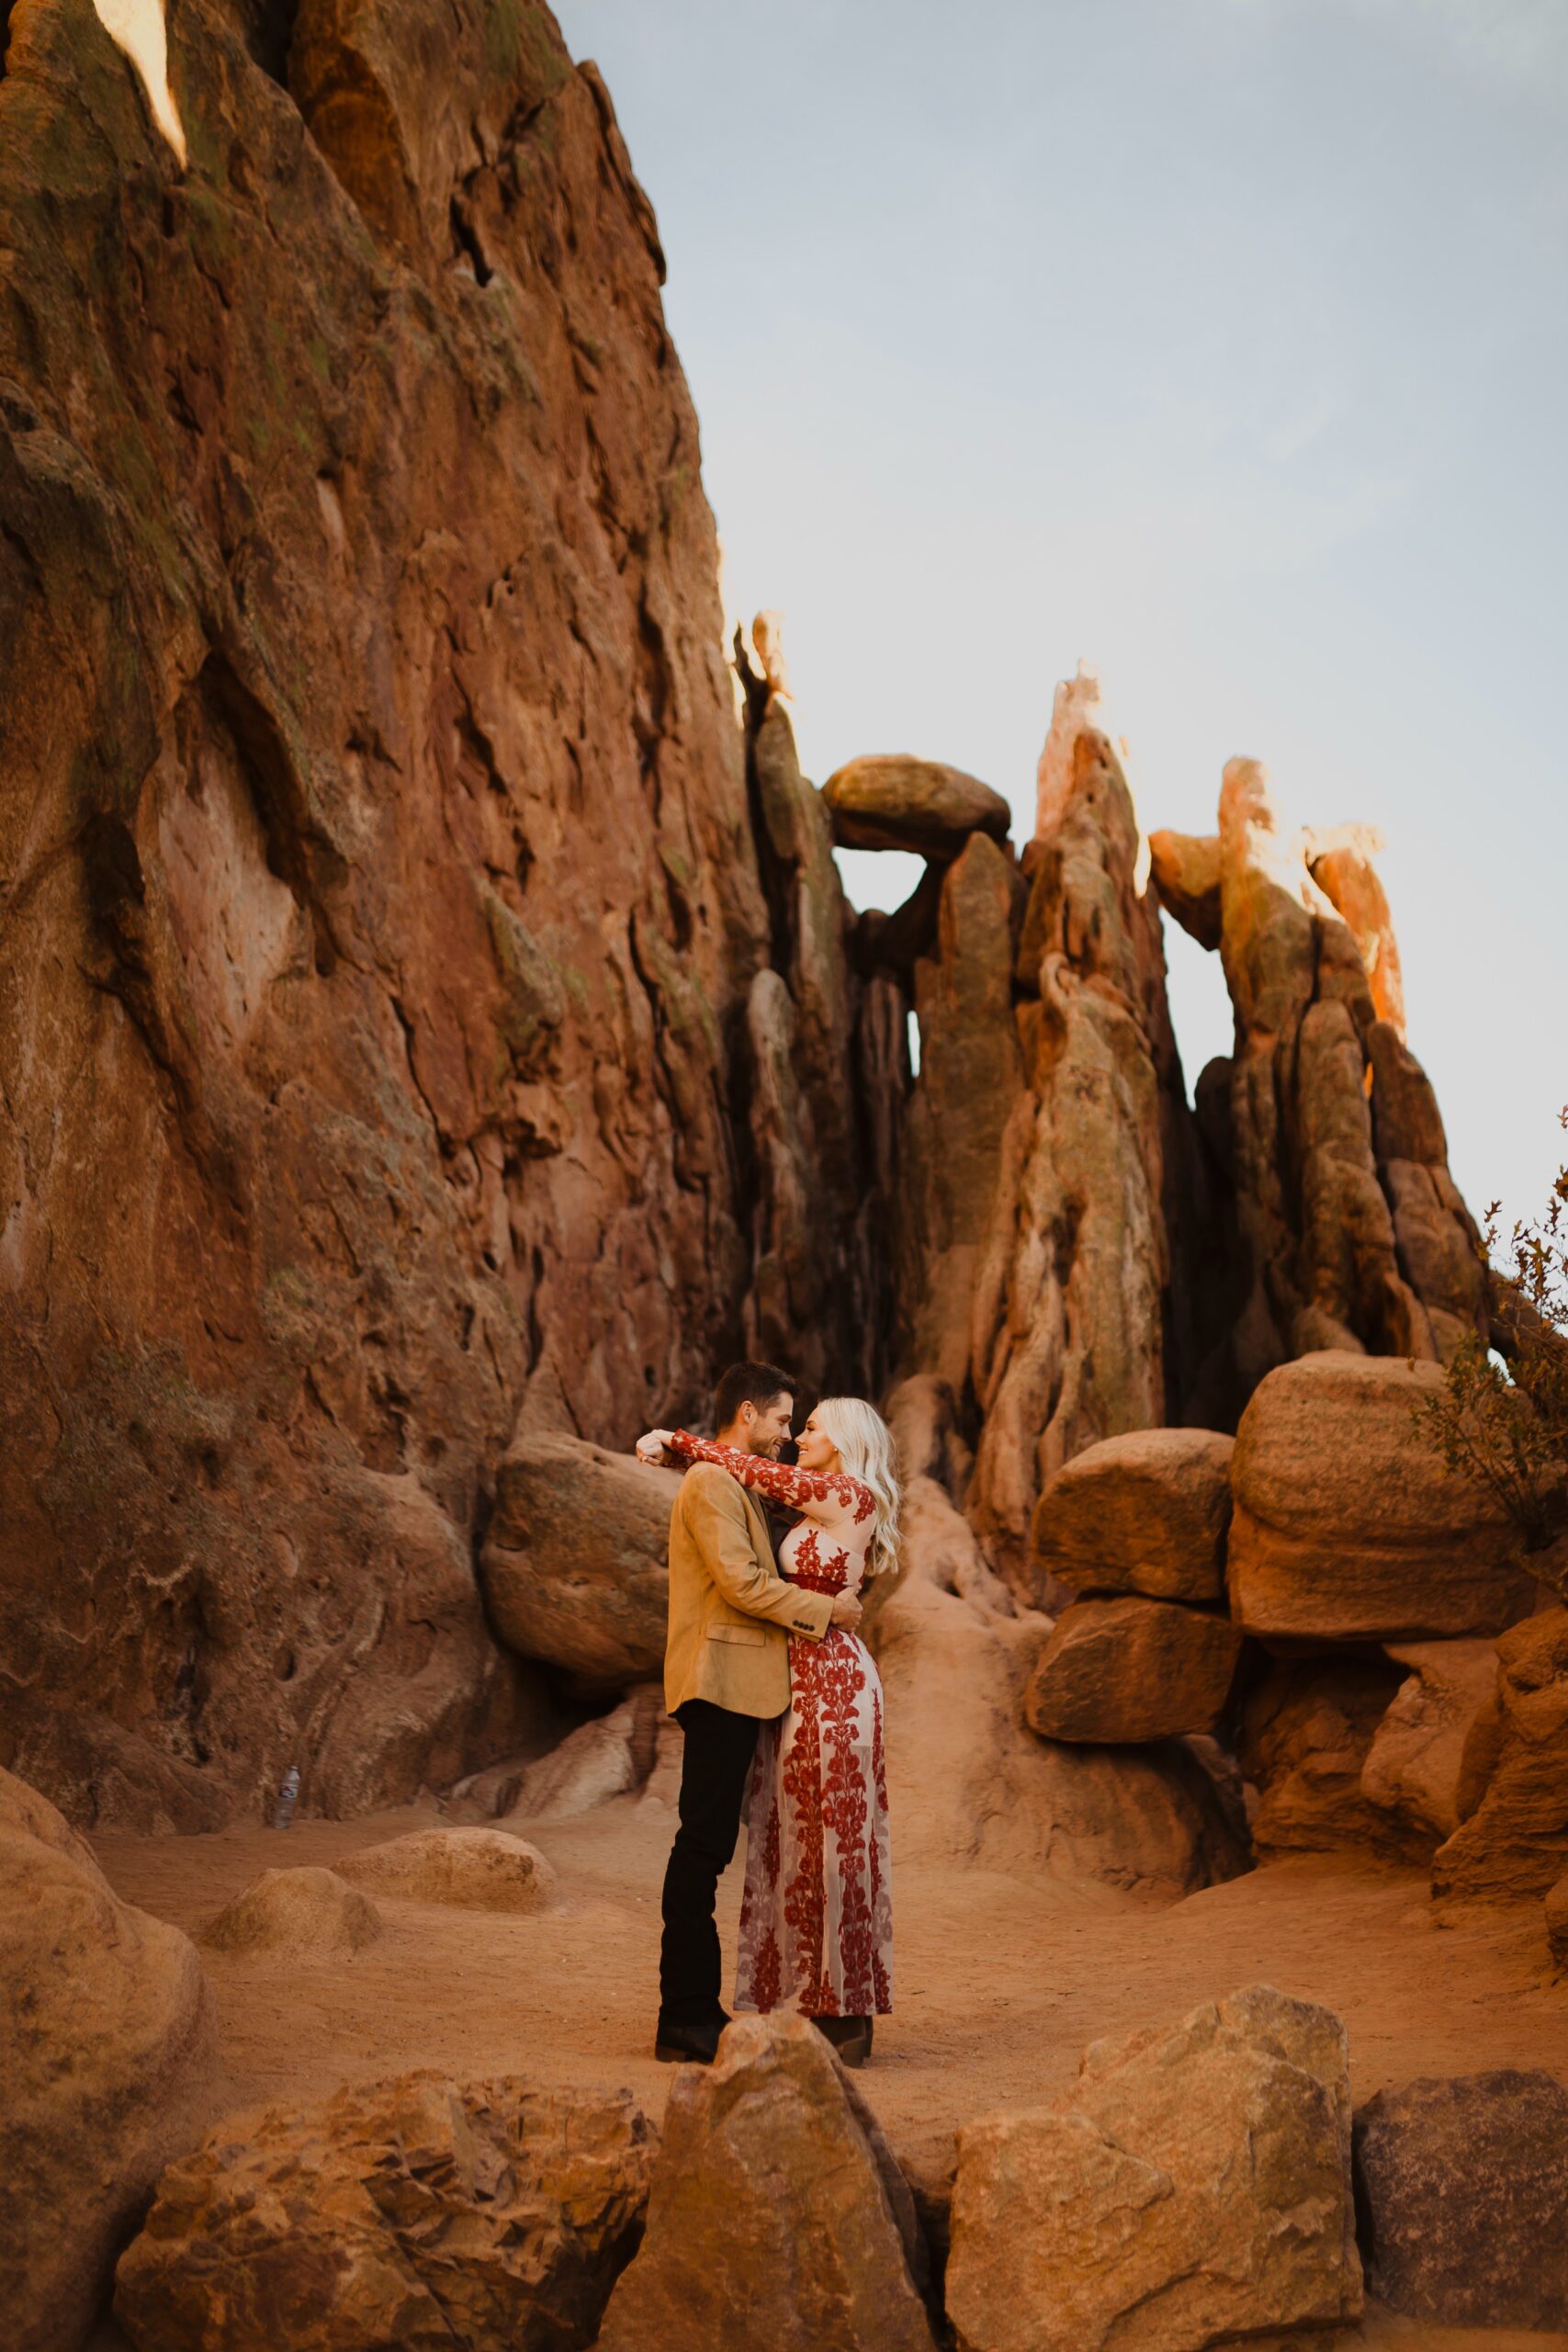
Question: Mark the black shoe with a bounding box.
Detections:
[654,2017,724,2065]
[809,2014,873,2068]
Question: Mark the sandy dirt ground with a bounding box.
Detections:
[91,1793,1568,2351]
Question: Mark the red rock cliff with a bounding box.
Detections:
[0,0,892,1823]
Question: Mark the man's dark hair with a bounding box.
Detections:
[714,1360,795,1432]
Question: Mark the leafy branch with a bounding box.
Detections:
[1413,1110,1568,1603]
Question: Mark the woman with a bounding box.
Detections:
[642,1397,899,2066]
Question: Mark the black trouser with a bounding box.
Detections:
[659,1698,762,2030]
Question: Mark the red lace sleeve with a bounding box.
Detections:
[669,1431,874,1527]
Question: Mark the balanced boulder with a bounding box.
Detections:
[337,1826,558,1912]
[1023,1597,1242,1744]
[480,1431,680,1683]
[1228,1351,1532,1641]
[200,1866,383,1960]
[1030,1429,1233,1602]
[597,2014,935,2352]
[0,1769,220,2352]
[1432,1605,1568,1901]
[1352,2070,1568,2328]
[116,2072,654,2352]
[945,1983,1360,2352]
[822,754,1010,859]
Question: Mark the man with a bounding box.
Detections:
[640,1359,863,2064]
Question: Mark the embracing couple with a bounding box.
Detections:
[636,1360,900,2071]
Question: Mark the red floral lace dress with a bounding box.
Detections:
[669,1431,893,2018]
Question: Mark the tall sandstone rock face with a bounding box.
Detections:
[0,0,883,1825]
[734,621,906,1396]
[963,672,1213,1591]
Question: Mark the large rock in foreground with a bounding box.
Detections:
[1352,2070,1568,2328]
[1432,1606,1568,1901]
[597,2014,936,2352]
[1023,1596,1242,1744]
[823,754,1010,859]
[944,1983,1360,2352]
[116,2071,654,2352]
[1228,1352,1531,1641]
[336,1826,558,1912]
[0,1769,220,2352]
[481,1432,681,1684]
[1030,1429,1234,1603]
[199,1865,382,1960]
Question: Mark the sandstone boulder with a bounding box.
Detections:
[0,1768,220,2352]
[199,1866,382,1960]
[1229,1351,1532,1641]
[481,1431,681,1685]
[822,754,1010,859]
[337,1826,558,1912]
[1147,827,1223,951]
[504,1700,641,1822]
[1432,1605,1568,1901]
[1030,1429,1234,1603]
[1352,2070,1568,2327]
[116,2071,654,2352]
[596,2014,936,2352]
[945,1983,1360,2352]
[1359,1637,1498,1849]
[1235,1655,1404,1854]
[1023,1597,1243,1744]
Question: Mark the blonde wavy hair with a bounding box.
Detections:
[814,1396,902,1580]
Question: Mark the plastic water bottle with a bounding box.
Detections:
[271,1765,300,1829]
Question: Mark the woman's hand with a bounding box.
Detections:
[636,1429,674,1464]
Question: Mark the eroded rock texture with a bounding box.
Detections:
[0,1,891,1826]
[1152,759,1485,1396]
[596,2014,937,2352]
[734,622,906,1394]
[945,1983,1361,2352]
[966,692,1173,1584]
[0,1769,220,2352]
[115,2071,655,2352]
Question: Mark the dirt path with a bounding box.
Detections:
[92,1793,1568,2350]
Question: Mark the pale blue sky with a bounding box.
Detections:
[559,0,1566,1235]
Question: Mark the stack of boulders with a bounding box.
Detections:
[1020,1344,1562,1917]
[93,1996,1568,2350]
[1027,1429,1240,1745]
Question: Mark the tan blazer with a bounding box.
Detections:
[664,1461,833,1717]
